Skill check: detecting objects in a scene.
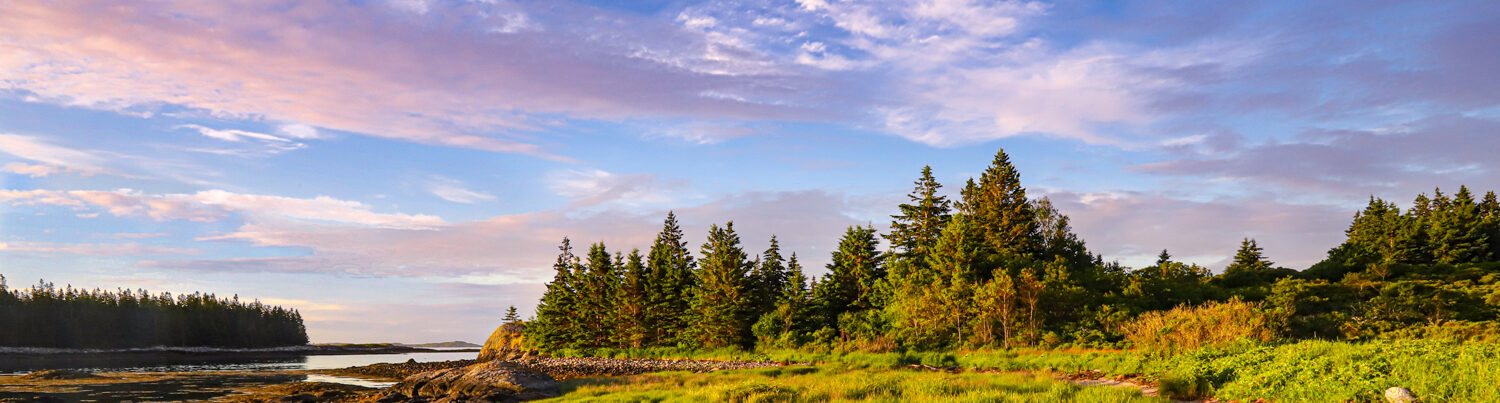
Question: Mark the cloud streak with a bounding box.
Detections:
[0,0,834,159]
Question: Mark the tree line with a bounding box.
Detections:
[0,277,308,348]
[527,148,1500,351]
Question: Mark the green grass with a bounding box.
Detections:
[1156,339,1500,402]
[547,339,1500,402]
[539,365,1164,402]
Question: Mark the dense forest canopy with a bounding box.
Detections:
[526,148,1500,352]
[0,277,308,348]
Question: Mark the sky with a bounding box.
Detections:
[2,0,1498,343]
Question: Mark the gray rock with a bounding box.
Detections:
[375,360,558,402]
[1385,386,1417,403]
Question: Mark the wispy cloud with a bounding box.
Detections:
[0,1,829,160]
[0,134,112,176]
[548,169,681,209]
[3,189,445,229]
[0,241,199,257]
[2,162,65,177]
[426,176,497,204]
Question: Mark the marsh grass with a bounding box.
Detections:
[553,339,1500,402]
[540,364,1162,402]
[1122,298,1279,353]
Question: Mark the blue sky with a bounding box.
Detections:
[2,0,1498,343]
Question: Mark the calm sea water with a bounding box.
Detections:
[0,349,478,388]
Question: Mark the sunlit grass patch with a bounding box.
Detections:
[540,364,1162,402]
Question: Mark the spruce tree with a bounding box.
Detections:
[962,148,1038,256]
[1411,193,1433,219]
[615,249,648,347]
[815,225,886,332]
[924,213,983,286]
[887,166,953,263]
[1481,191,1499,218]
[645,212,696,346]
[1226,238,1274,274]
[1432,186,1490,263]
[530,238,581,349]
[688,222,754,348]
[783,253,809,302]
[503,306,520,324]
[755,253,811,346]
[1484,191,1500,260]
[748,236,788,323]
[576,242,617,347]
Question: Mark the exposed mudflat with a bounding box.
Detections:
[0,371,306,402]
[0,356,786,402]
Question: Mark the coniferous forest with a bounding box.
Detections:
[0,277,308,348]
[528,148,1500,352]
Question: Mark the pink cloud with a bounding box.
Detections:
[0,241,199,257]
[1042,190,1349,270]
[0,1,827,159]
[139,188,868,279]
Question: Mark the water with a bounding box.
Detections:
[0,350,479,388]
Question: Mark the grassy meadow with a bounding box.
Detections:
[542,365,1163,402]
[544,339,1500,402]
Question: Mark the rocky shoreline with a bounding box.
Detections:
[321,356,786,382]
[0,344,467,357]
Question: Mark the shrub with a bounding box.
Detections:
[1123,298,1278,352]
[716,382,800,403]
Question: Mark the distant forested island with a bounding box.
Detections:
[402,341,481,348]
[525,148,1500,352]
[0,277,307,349]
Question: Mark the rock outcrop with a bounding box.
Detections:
[1384,386,1417,403]
[512,356,783,379]
[368,360,558,402]
[476,323,529,362]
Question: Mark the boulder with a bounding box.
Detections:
[1384,387,1417,403]
[371,360,558,402]
[476,322,529,362]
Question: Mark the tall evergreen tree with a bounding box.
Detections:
[615,249,648,347]
[1432,186,1490,263]
[529,238,581,349]
[1226,238,1274,274]
[887,166,953,263]
[924,213,984,286]
[645,212,696,346]
[819,226,887,318]
[1484,191,1500,259]
[575,242,617,347]
[748,236,789,322]
[783,253,809,302]
[1481,191,1500,218]
[688,222,754,348]
[961,148,1038,256]
[754,253,812,346]
[502,306,520,324]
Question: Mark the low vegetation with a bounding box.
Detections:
[1122,298,1279,353]
[542,365,1163,402]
